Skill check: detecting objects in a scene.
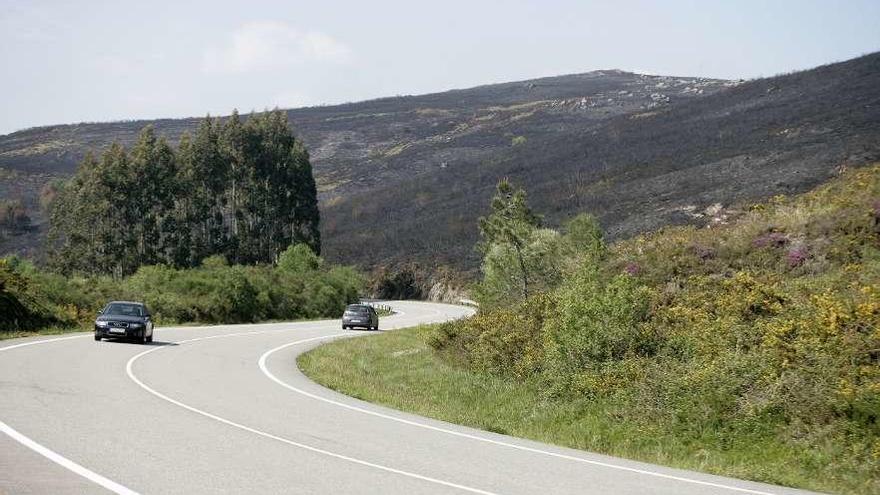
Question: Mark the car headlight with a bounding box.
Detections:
[96,321,108,327]
[130,323,143,329]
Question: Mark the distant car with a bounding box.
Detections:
[94,301,154,344]
[342,304,379,330]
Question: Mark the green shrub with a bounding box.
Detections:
[430,293,554,379]
[431,165,880,488]
[278,243,322,273]
[1,243,365,333]
[542,269,655,396]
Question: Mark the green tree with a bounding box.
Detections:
[560,213,606,274]
[278,243,322,273]
[476,228,564,308]
[48,110,320,275]
[129,126,178,266]
[478,179,541,300]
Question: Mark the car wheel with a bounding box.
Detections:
[147,333,153,343]
[140,332,148,345]
[94,334,101,341]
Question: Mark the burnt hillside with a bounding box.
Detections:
[322,52,880,271]
[0,67,731,260]
[2,53,879,273]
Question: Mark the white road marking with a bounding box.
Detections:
[0,305,424,495]
[0,334,87,352]
[1,334,140,494]
[126,329,500,495]
[260,341,779,495]
[0,420,140,495]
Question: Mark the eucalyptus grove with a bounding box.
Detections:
[49,109,320,275]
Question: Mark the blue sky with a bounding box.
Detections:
[1,0,878,135]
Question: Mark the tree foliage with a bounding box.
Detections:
[477,180,542,303]
[431,165,880,491]
[48,110,320,275]
[2,248,362,331]
[0,199,31,233]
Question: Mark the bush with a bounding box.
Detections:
[542,269,654,396]
[278,244,322,273]
[430,165,880,487]
[0,258,57,330]
[1,243,365,333]
[429,293,554,379]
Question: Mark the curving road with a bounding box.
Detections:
[1,301,814,495]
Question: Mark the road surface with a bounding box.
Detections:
[1,301,815,494]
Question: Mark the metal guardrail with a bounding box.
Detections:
[362,301,393,315]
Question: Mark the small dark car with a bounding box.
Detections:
[342,304,379,331]
[94,301,154,344]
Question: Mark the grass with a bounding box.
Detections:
[300,324,873,494]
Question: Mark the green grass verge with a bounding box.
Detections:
[299,324,865,494]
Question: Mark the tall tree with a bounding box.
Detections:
[129,126,178,266]
[220,110,246,261]
[478,179,541,299]
[48,109,320,275]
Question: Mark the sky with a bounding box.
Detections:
[1,0,878,135]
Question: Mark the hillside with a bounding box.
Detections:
[2,53,879,273]
[303,164,880,494]
[323,52,880,271]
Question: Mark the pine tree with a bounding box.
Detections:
[478,179,541,298]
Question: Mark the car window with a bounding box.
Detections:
[105,303,143,316]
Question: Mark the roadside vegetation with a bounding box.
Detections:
[302,164,880,494]
[0,244,362,338]
[1,110,361,338]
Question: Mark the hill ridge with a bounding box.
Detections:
[1,52,878,272]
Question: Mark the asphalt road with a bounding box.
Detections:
[1,301,817,495]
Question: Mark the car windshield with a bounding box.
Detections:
[346,305,369,313]
[104,303,143,317]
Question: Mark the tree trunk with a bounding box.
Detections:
[514,242,529,299]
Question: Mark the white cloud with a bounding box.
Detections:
[203,21,350,74]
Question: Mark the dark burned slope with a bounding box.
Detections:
[1,53,878,272]
[0,68,731,259]
[322,52,880,271]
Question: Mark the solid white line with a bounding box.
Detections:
[0,303,467,494]
[1,333,140,494]
[260,343,779,495]
[0,334,87,352]
[0,420,139,494]
[126,329,499,495]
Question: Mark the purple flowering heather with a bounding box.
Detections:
[753,231,788,248]
[624,262,640,275]
[786,245,809,267]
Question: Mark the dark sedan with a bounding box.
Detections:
[94,301,154,344]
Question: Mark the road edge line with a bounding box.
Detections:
[126,329,499,495]
[0,420,139,495]
[261,338,779,495]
